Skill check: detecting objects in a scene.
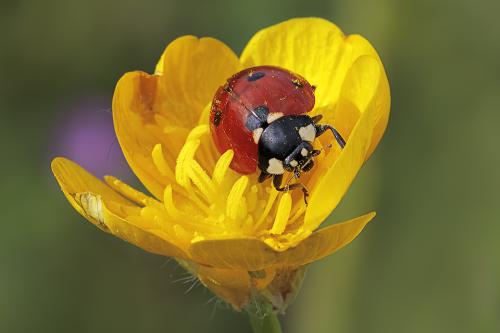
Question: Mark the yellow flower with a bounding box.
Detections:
[51,18,390,311]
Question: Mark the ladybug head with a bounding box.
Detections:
[283,141,319,174]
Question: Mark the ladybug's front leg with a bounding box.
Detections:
[315,123,346,148]
[272,174,310,205]
[272,174,284,189]
[258,171,272,183]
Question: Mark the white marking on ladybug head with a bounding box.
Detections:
[301,148,308,157]
[289,160,298,168]
[298,124,316,142]
[267,112,284,123]
[267,158,285,175]
[253,127,264,144]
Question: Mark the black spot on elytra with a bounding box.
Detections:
[292,79,303,88]
[213,110,223,127]
[247,72,266,81]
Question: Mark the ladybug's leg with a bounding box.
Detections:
[258,171,272,183]
[272,174,284,189]
[311,114,323,124]
[315,124,346,148]
[272,174,310,205]
[286,183,310,205]
[311,149,322,157]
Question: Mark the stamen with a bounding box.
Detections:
[254,188,279,230]
[226,176,249,220]
[186,124,209,141]
[184,182,213,216]
[152,144,175,180]
[176,139,200,187]
[187,125,215,170]
[173,224,191,245]
[104,176,162,208]
[246,185,259,213]
[187,160,217,200]
[164,186,225,234]
[288,205,307,226]
[163,185,183,220]
[212,150,234,185]
[270,193,292,235]
[140,206,169,230]
[106,200,141,218]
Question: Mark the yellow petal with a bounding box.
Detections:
[327,40,391,159]
[101,204,188,260]
[113,37,240,199]
[304,56,384,231]
[157,35,241,128]
[190,237,273,271]
[241,17,385,109]
[189,212,374,270]
[51,157,133,227]
[196,265,251,310]
[51,157,188,259]
[113,71,169,199]
[276,212,375,267]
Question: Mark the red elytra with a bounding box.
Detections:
[209,66,316,174]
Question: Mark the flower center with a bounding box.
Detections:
[142,123,316,248]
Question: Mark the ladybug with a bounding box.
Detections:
[209,66,345,203]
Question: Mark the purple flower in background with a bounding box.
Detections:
[49,97,132,181]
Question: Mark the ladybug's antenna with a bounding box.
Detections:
[224,86,261,120]
[315,123,346,149]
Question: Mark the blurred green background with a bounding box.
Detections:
[1,0,499,332]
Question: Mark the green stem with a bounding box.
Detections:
[248,311,282,333]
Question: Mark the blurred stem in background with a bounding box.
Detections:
[248,308,282,333]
